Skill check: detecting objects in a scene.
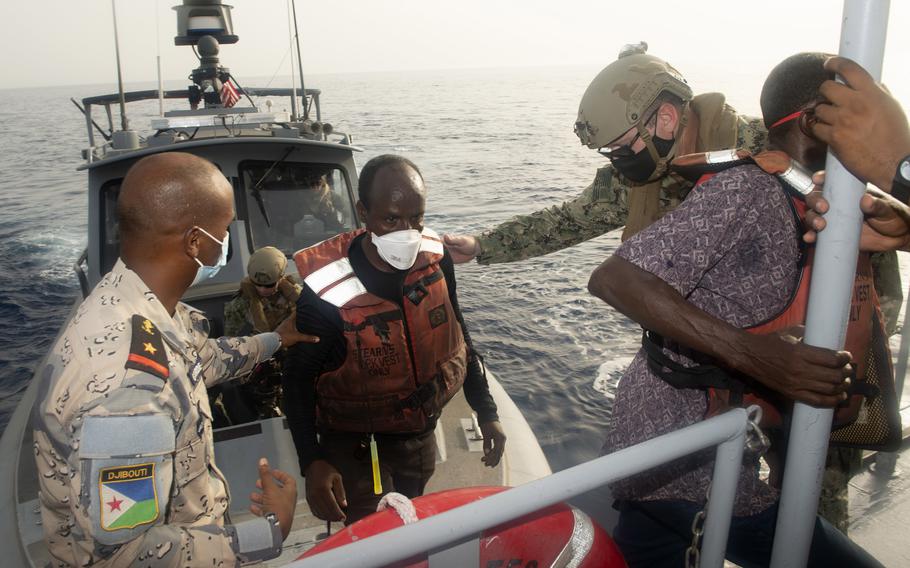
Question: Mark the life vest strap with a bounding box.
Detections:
[641,331,737,390]
[404,269,444,306]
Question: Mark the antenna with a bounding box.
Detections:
[111,0,128,131]
[286,0,299,120]
[156,0,164,116]
[291,0,308,119]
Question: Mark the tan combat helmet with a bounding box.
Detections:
[574,42,692,181]
[248,246,287,286]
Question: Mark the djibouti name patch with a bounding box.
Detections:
[99,463,159,531]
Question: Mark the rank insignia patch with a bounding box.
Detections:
[126,315,169,379]
[428,304,448,329]
[99,463,159,531]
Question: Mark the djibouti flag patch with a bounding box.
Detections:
[99,463,159,531]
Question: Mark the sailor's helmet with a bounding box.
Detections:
[574,42,693,149]
[247,246,287,286]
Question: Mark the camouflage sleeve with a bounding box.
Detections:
[39,386,241,567]
[83,516,237,568]
[223,296,249,337]
[736,114,769,154]
[475,166,629,264]
[199,334,279,388]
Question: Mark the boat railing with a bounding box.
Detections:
[287,406,758,568]
[73,247,89,299]
[75,87,324,151]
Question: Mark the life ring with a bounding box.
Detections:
[299,486,626,567]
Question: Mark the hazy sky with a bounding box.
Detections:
[1,0,908,107]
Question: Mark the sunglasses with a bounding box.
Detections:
[770,103,821,139]
[598,130,642,160]
[597,109,658,159]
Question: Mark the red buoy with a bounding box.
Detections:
[299,486,626,567]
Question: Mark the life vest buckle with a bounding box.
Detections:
[405,282,429,305]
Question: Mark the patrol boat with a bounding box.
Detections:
[0,2,550,565]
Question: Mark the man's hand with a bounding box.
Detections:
[737,330,852,407]
[811,56,910,192]
[443,234,480,264]
[275,315,320,348]
[479,420,506,467]
[249,458,297,540]
[803,172,910,251]
[304,460,347,522]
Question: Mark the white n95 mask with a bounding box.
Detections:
[371,229,422,270]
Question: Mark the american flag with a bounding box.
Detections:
[220,79,240,108]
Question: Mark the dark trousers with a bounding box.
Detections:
[613,500,883,568]
[321,429,437,524]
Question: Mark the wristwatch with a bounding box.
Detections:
[892,154,910,204]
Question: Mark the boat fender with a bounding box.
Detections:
[299,486,627,568]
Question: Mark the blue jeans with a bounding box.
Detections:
[613,500,883,568]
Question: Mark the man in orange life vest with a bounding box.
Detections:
[588,53,885,567]
[284,154,507,524]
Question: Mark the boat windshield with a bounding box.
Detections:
[239,161,355,256]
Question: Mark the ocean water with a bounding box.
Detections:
[0,67,639,469]
[2,67,908,529]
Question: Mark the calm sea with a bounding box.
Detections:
[2,66,908,527]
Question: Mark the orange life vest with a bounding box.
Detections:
[643,151,899,449]
[293,228,467,433]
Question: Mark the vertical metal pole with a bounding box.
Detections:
[770,2,890,566]
[286,0,299,121]
[84,103,95,148]
[291,0,309,119]
[699,425,747,568]
[156,0,164,116]
[111,0,129,131]
[157,56,164,117]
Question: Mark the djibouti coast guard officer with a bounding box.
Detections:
[32,152,319,567]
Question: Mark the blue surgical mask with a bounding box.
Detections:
[191,227,229,286]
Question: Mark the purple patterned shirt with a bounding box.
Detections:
[605,164,801,516]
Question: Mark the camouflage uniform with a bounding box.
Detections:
[221,276,301,420]
[476,93,768,264]
[223,277,301,336]
[33,259,282,567]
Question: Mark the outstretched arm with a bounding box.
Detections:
[439,251,505,466]
[447,166,632,265]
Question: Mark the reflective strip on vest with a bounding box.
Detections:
[418,227,444,256]
[321,276,368,307]
[419,235,444,256]
[305,258,355,294]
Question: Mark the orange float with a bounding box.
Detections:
[300,486,626,567]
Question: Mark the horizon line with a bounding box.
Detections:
[0,62,603,92]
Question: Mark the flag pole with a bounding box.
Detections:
[769,1,890,566]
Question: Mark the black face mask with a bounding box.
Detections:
[611,135,676,183]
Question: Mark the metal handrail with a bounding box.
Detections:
[286,408,752,568]
[73,248,89,299]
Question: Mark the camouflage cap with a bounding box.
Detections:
[247,246,287,285]
[574,46,692,149]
